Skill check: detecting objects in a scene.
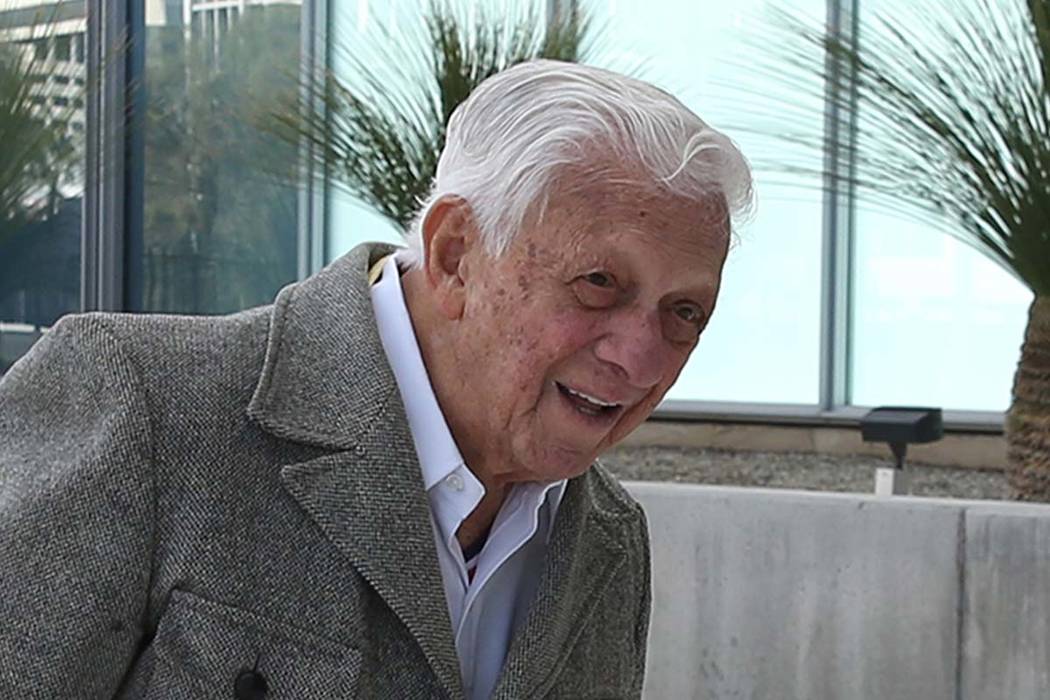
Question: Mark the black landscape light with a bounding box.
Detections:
[860,407,944,495]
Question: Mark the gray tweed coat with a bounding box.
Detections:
[0,243,652,699]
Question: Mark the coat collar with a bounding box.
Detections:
[492,466,634,699]
[248,243,464,698]
[248,243,637,699]
[248,242,401,451]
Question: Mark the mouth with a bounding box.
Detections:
[555,381,624,422]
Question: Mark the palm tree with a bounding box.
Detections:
[752,0,1050,500]
[267,1,594,230]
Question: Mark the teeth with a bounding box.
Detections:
[564,385,619,408]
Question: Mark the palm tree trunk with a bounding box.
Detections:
[1007,296,1050,501]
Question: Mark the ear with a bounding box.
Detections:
[421,195,479,320]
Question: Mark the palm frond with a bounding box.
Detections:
[265,1,595,231]
[742,0,1050,295]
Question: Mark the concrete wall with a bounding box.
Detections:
[625,482,1050,700]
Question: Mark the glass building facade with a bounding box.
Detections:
[0,0,1030,424]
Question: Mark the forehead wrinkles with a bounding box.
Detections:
[506,167,729,276]
[547,152,727,215]
[577,192,727,261]
[551,168,728,246]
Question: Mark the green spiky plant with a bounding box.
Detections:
[753,1,1050,500]
[267,1,593,230]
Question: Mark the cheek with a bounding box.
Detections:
[664,348,694,386]
[641,351,693,410]
[540,309,608,365]
[469,265,606,379]
[612,350,692,436]
[607,398,660,446]
[480,323,556,399]
[497,312,604,400]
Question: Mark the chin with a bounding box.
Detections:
[508,425,604,483]
[528,446,598,482]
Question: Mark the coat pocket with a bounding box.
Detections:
[144,589,361,699]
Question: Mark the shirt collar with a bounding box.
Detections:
[370,253,466,490]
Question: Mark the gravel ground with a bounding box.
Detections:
[602,445,1010,501]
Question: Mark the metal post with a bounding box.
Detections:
[817,0,860,413]
[296,0,329,280]
[82,0,129,312]
[874,466,908,496]
[875,441,909,496]
[124,0,145,311]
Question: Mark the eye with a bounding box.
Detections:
[674,304,704,325]
[572,270,618,308]
[665,302,708,344]
[584,271,614,288]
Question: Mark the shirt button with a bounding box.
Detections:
[446,473,465,491]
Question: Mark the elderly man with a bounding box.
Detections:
[0,60,750,699]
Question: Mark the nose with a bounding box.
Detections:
[592,308,670,390]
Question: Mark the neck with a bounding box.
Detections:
[456,484,507,551]
[401,269,512,532]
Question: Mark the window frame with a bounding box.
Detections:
[75,0,1006,431]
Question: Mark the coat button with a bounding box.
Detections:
[234,669,268,700]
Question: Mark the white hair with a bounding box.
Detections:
[402,59,753,266]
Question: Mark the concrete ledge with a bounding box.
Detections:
[625,482,1050,700]
[623,421,1007,470]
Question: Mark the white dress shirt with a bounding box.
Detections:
[370,254,567,700]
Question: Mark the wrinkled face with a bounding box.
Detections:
[451,178,730,485]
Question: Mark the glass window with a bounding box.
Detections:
[326,0,825,406]
[325,1,468,257]
[325,0,599,257]
[579,0,826,405]
[54,34,70,62]
[846,0,1033,412]
[849,211,1032,412]
[139,2,303,314]
[0,15,87,373]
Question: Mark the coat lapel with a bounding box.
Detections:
[279,443,464,700]
[248,244,463,700]
[492,471,631,700]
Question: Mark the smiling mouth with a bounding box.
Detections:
[555,381,623,419]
